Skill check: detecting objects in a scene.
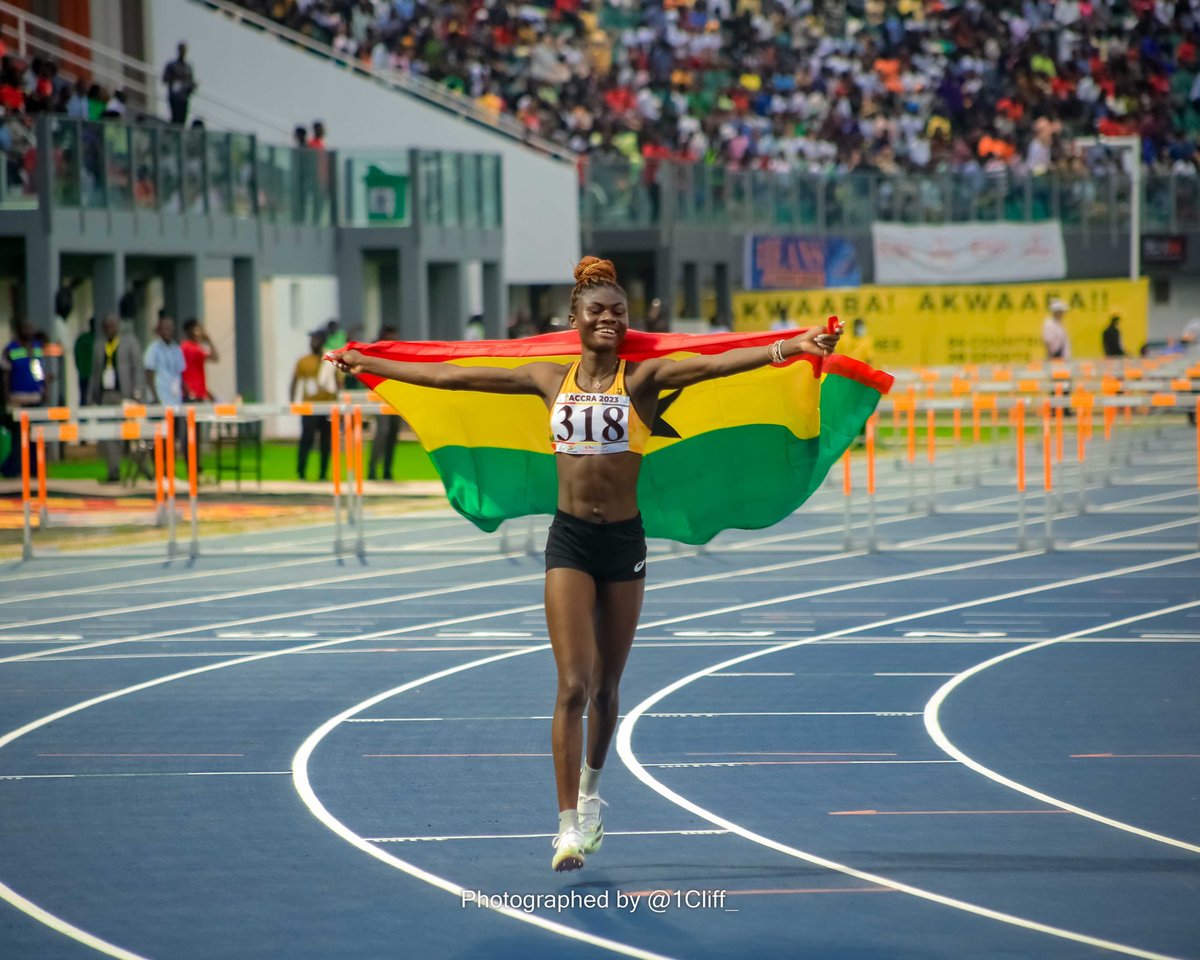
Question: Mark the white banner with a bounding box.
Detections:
[872,221,1067,285]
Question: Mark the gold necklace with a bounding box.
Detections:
[580,360,617,391]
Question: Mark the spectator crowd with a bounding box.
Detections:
[232,0,1200,177]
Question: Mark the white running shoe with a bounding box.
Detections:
[577,793,606,854]
[551,826,586,872]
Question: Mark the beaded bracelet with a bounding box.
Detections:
[768,339,788,365]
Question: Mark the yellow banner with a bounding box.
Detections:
[734,279,1149,367]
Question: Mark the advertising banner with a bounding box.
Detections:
[744,235,861,290]
[872,221,1066,285]
[734,278,1149,367]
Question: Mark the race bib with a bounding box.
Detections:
[552,393,630,454]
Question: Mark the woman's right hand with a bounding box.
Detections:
[330,348,367,376]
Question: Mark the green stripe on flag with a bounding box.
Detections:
[427,372,882,544]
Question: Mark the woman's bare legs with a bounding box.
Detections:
[545,567,597,812]
[545,570,644,811]
[586,578,644,769]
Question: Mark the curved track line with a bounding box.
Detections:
[616,553,1200,960]
[1,538,1191,956]
[0,546,1043,957]
[924,597,1200,854]
[0,880,149,960]
[291,647,676,960]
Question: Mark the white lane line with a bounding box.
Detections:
[616,552,1200,960]
[346,712,923,722]
[875,673,958,677]
[0,771,290,780]
[0,550,362,609]
[0,530,505,631]
[1092,489,1200,513]
[291,648,676,960]
[0,554,539,665]
[366,829,729,843]
[924,597,1200,854]
[1065,517,1197,548]
[0,516,468,588]
[0,880,150,960]
[0,635,82,643]
[0,541,872,666]
[708,672,794,677]
[643,760,956,768]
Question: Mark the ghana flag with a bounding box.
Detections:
[338,324,893,544]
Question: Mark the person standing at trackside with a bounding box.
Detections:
[88,312,144,483]
[181,318,219,402]
[145,314,186,408]
[2,318,49,409]
[75,315,96,404]
[369,324,401,481]
[1102,315,1126,358]
[163,42,197,126]
[331,257,842,873]
[291,329,340,481]
[1042,298,1071,361]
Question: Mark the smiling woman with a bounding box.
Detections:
[330,256,872,873]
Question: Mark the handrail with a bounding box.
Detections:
[189,0,576,163]
[0,0,294,137]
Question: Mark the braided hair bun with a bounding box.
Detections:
[573,257,618,285]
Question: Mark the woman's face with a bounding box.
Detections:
[572,288,628,351]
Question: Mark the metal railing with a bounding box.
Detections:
[38,116,336,225]
[7,117,505,230]
[581,161,1200,234]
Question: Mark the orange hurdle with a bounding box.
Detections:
[35,426,47,528]
[331,404,343,554]
[165,408,177,554]
[20,411,32,559]
[186,407,199,559]
[353,405,365,557]
[154,424,165,525]
[1013,401,1027,549]
[865,415,878,551]
[1042,399,1055,551]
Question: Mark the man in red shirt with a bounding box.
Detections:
[181,318,218,401]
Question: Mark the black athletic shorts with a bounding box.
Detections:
[545,510,647,583]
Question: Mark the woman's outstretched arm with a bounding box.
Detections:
[641,322,844,391]
[330,348,562,396]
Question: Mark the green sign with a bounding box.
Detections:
[364,166,410,225]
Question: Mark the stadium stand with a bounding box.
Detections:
[226,1,1200,174]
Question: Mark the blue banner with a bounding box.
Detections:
[745,235,861,290]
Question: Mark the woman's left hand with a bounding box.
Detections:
[789,321,844,357]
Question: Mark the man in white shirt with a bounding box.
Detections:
[144,314,186,406]
[1042,298,1071,361]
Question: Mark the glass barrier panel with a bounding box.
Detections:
[50,117,81,207]
[206,132,232,216]
[483,154,502,227]
[182,127,206,213]
[159,126,183,213]
[131,126,157,210]
[419,151,442,225]
[104,124,132,210]
[231,134,255,218]
[439,152,461,228]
